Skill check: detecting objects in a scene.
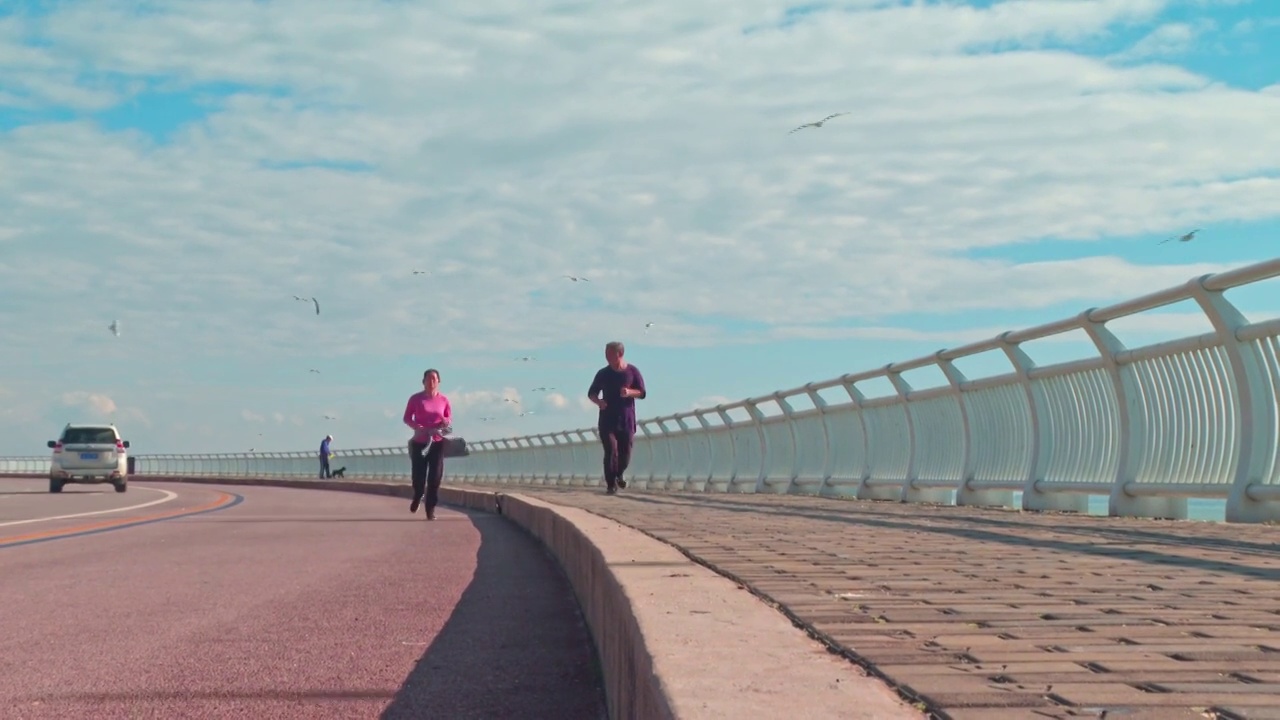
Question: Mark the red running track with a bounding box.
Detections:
[0,480,606,719]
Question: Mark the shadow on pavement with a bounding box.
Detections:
[577,492,1280,581]
[380,508,608,720]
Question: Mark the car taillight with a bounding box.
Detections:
[52,442,63,453]
[116,440,126,452]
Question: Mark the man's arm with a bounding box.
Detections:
[620,367,646,400]
[587,370,607,408]
[631,367,646,400]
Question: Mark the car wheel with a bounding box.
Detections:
[50,478,64,493]
[113,480,127,493]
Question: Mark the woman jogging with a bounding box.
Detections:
[402,368,452,520]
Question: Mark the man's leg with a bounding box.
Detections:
[409,441,427,512]
[614,429,634,489]
[599,430,618,491]
[424,442,445,519]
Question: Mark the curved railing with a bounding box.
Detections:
[0,457,47,475]
[4,259,1278,523]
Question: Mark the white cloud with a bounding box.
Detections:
[448,387,525,416]
[59,391,118,416]
[541,392,570,411]
[0,0,1277,453]
[241,409,266,423]
[1111,22,1204,61]
[692,395,733,411]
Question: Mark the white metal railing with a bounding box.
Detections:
[2,259,1278,523]
[0,457,47,474]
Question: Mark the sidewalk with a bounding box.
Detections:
[481,485,1280,720]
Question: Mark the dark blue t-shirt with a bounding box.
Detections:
[588,364,646,434]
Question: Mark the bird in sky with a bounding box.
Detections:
[789,112,849,134]
[1160,228,1201,244]
[644,322,655,333]
[503,398,520,404]
[563,275,590,282]
[293,295,320,314]
[519,411,535,417]
[412,270,429,275]
[514,356,535,362]
[324,414,337,420]
[309,369,320,374]
[531,386,555,392]
[108,320,120,337]
[478,416,495,422]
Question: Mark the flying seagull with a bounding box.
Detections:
[563,275,590,282]
[412,270,429,275]
[789,112,850,134]
[108,320,120,337]
[531,386,555,392]
[514,356,535,362]
[324,414,337,420]
[293,295,320,314]
[1160,228,1200,244]
[644,322,655,333]
[309,369,320,374]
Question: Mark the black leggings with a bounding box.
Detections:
[409,439,445,509]
[600,428,634,488]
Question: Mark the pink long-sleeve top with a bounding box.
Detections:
[403,391,452,443]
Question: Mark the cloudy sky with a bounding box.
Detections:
[1,0,1277,456]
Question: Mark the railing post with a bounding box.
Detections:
[692,411,716,492]
[715,406,743,492]
[889,367,943,504]
[769,392,800,495]
[942,355,1012,509]
[803,384,835,498]
[743,401,769,494]
[1192,279,1280,523]
[671,416,694,491]
[842,379,879,501]
[1083,312,1188,520]
[1001,333,1086,514]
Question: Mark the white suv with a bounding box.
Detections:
[47,423,131,493]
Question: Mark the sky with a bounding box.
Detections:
[1,0,1278,456]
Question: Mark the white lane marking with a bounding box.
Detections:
[0,486,179,528]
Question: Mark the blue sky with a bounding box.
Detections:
[0,0,1277,455]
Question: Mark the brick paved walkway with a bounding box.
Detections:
[476,486,1280,720]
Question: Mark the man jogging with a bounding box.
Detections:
[587,341,647,494]
[319,434,334,478]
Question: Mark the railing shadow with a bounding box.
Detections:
[522,489,1280,582]
[380,507,607,720]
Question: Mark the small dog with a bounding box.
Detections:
[331,466,347,478]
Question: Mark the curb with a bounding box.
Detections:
[127,476,922,720]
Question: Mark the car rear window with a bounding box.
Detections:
[62,428,118,444]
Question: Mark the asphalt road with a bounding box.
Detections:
[0,479,606,719]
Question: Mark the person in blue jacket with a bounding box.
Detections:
[319,434,334,478]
